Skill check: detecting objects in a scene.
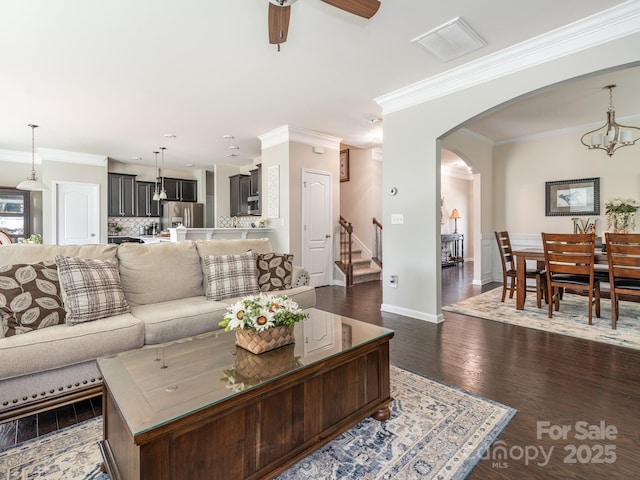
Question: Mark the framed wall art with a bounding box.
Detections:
[545,177,600,216]
[340,149,350,182]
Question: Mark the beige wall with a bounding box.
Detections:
[260,142,290,254]
[339,147,382,255]
[494,126,640,237]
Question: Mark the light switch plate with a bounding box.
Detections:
[391,214,404,225]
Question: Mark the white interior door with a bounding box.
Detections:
[302,169,333,287]
[56,182,100,245]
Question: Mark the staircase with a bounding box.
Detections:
[337,215,382,286]
[348,245,382,284]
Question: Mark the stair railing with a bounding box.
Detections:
[372,217,383,268]
[338,216,354,286]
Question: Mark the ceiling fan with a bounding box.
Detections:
[268,0,381,50]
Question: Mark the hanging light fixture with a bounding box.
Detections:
[152,150,161,201]
[17,124,48,191]
[158,147,167,200]
[580,85,640,157]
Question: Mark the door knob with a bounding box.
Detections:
[325,234,331,238]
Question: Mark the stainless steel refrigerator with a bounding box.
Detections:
[161,202,204,230]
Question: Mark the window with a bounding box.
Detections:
[0,187,30,242]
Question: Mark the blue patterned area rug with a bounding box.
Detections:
[0,367,516,480]
[443,287,640,350]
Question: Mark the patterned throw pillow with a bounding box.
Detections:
[204,252,259,301]
[0,260,65,336]
[256,253,293,291]
[55,255,130,325]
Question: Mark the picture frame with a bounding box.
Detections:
[340,149,350,182]
[545,177,600,216]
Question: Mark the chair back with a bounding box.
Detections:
[605,233,640,282]
[541,232,596,278]
[0,230,13,245]
[494,231,515,273]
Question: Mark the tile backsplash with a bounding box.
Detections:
[108,217,160,236]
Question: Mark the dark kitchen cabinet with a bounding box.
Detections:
[248,165,261,215]
[108,173,136,217]
[229,174,251,216]
[161,178,197,202]
[136,181,161,217]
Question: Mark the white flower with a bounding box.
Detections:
[249,307,275,332]
[224,301,247,330]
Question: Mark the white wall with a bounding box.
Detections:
[379,30,640,322]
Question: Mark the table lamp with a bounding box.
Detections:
[450,209,461,233]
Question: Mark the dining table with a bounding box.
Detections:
[512,248,608,310]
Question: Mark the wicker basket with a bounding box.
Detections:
[234,344,299,380]
[235,325,295,354]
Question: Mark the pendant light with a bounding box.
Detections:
[158,147,167,200]
[17,124,48,191]
[152,150,161,201]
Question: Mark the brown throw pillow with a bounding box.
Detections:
[256,253,293,292]
[205,252,260,301]
[55,255,130,325]
[0,260,65,336]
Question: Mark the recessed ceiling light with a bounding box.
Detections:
[131,156,142,161]
[227,153,238,157]
[228,145,240,150]
[185,163,195,167]
[163,133,176,139]
[223,134,235,140]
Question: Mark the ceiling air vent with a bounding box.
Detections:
[412,17,486,62]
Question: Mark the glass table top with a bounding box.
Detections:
[97,308,394,437]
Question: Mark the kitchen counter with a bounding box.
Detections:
[169,227,272,242]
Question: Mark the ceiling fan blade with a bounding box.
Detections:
[321,0,380,19]
[269,3,291,44]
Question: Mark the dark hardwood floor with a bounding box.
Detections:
[2,262,639,479]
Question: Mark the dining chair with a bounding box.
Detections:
[494,231,546,308]
[605,232,640,329]
[541,232,600,324]
[0,230,13,245]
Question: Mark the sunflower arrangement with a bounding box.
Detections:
[219,293,307,332]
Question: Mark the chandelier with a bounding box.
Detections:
[16,124,48,191]
[580,85,640,157]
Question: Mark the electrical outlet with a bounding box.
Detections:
[389,275,398,288]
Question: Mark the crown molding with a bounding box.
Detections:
[38,148,108,166]
[259,125,342,150]
[0,149,33,164]
[376,1,640,114]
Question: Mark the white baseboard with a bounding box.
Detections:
[381,304,444,323]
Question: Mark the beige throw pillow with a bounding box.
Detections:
[55,255,130,325]
[205,252,259,301]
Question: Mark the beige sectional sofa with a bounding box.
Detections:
[0,238,315,421]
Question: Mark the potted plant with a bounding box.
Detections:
[605,197,639,233]
[219,293,307,354]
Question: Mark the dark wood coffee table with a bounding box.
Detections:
[97,308,394,480]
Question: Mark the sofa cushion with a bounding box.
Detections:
[55,256,130,325]
[195,238,273,258]
[0,260,65,336]
[204,252,260,301]
[130,296,228,345]
[117,241,204,305]
[256,253,293,291]
[0,244,117,266]
[0,313,144,379]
